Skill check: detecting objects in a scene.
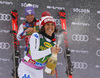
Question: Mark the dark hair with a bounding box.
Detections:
[39,25,58,34]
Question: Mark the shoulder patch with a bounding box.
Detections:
[33,33,39,38]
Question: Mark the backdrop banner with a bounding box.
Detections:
[0,0,100,78]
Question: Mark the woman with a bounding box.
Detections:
[17,4,39,55]
[18,15,60,78]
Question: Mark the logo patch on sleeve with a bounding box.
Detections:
[22,74,30,78]
[33,33,39,38]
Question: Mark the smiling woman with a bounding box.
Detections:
[39,15,57,37]
[44,23,55,36]
[18,11,60,78]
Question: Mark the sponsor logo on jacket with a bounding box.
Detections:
[44,42,52,48]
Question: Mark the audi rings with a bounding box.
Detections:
[0,42,10,49]
[96,50,100,56]
[72,34,89,42]
[72,62,88,69]
[0,13,11,21]
[97,23,100,29]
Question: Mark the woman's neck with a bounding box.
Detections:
[41,32,54,39]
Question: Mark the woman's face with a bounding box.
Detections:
[26,14,34,23]
[44,23,55,36]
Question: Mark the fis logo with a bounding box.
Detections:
[22,74,30,78]
[44,42,52,48]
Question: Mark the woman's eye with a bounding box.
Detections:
[47,24,50,26]
[51,24,54,26]
[46,23,54,26]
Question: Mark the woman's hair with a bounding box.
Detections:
[39,25,58,34]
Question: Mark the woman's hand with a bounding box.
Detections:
[51,45,60,54]
[51,70,56,76]
[25,27,34,33]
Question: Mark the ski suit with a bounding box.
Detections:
[17,20,39,55]
[18,32,56,78]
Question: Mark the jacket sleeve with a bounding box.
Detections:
[16,24,27,41]
[30,32,52,59]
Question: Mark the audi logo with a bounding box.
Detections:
[97,23,100,29]
[0,13,11,21]
[96,50,100,56]
[72,34,89,42]
[72,62,88,69]
[0,42,10,49]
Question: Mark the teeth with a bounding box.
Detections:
[48,29,52,31]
